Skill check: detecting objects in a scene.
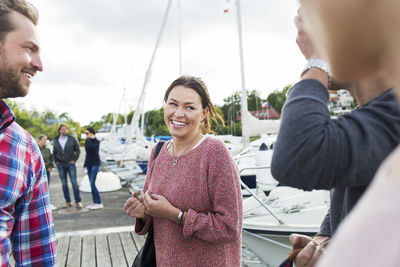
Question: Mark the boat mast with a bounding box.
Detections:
[129,0,173,142]
[235,0,250,147]
[177,0,183,75]
[123,86,128,138]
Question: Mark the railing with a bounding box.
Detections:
[240,166,285,225]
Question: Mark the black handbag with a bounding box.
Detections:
[132,141,164,267]
[132,224,156,267]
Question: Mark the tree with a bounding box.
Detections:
[143,108,169,136]
[210,106,227,135]
[87,121,104,132]
[4,100,81,141]
[220,90,265,136]
[221,91,241,123]
[101,113,125,125]
[247,89,263,111]
[58,112,71,122]
[266,84,292,113]
[127,110,135,124]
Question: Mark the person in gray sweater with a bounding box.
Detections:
[53,123,82,209]
[270,11,400,267]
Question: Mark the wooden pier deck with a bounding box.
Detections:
[56,226,144,267]
[8,225,268,266]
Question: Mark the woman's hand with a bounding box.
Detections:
[142,191,180,221]
[124,192,147,219]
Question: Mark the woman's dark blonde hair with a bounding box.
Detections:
[164,75,224,134]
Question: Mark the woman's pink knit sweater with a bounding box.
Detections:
[135,136,243,267]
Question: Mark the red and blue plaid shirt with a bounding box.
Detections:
[0,100,56,266]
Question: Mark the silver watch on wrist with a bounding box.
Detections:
[302,58,332,80]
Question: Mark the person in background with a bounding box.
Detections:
[84,127,103,210]
[53,123,83,209]
[38,134,56,210]
[124,75,243,266]
[38,134,53,183]
[293,0,400,266]
[271,8,400,267]
[0,0,56,265]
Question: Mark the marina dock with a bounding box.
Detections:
[44,148,267,267]
[56,227,142,267]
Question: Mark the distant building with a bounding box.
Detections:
[236,108,281,120]
[328,89,354,115]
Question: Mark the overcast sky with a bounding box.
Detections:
[17,0,303,125]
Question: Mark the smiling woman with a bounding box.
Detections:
[124,75,243,266]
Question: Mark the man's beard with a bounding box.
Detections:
[0,50,28,98]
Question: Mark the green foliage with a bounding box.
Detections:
[221,91,241,130]
[247,89,263,111]
[86,120,104,132]
[266,84,292,113]
[352,99,359,109]
[220,90,264,136]
[127,110,135,124]
[101,113,126,124]
[229,122,242,136]
[210,106,227,134]
[143,108,169,136]
[4,100,81,141]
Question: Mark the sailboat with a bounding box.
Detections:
[225,0,281,195]
[100,1,175,191]
[242,187,329,266]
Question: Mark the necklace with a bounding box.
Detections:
[171,133,200,166]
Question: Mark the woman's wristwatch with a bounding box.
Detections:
[176,210,184,224]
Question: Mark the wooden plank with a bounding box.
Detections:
[66,236,82,267]
[95,234,111,267]
[82,235,96,267]
[108,233,128,267]
[57,236,70,267]
[131,232,146,251]
[119,232,137,265]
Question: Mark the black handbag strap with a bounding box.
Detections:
[153,141,164,160]
[131,142,163,267]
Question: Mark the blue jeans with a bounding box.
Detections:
[57,163,81,203]
[45,169,51,185]
[87,166,101,204]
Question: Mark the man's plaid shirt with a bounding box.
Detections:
[0,100,56,266]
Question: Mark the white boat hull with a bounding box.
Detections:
[242,230,293,267]
[242,187,330,266]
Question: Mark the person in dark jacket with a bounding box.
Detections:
[38,134,57,211]
[84,127,103,210]
[53,123,82,209]
[38,134,54,183]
